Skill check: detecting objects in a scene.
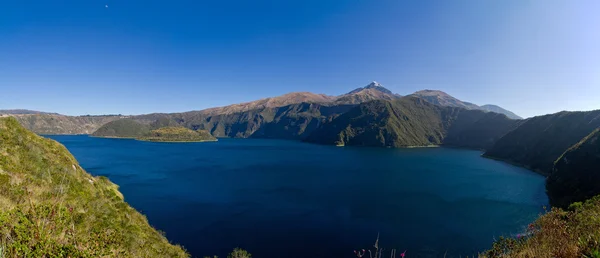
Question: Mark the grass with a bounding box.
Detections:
[0,117,187,257]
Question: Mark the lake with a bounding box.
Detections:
[48,135,548,258]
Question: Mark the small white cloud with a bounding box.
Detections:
[105,4,109,8]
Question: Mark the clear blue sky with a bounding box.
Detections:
[1,0,598,118]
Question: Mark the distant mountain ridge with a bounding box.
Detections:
[0,109,59,115]
[409,90,522,119]
[11,81,520,136]
[480,104,522,119]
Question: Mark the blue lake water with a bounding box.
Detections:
[48,136,548,258]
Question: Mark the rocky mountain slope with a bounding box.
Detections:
[0,117,187,257]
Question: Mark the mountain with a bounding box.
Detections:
[11,114,121,134]
[0,109,59,115]
[410,90,522,119]
[480,104,522,119]
[0,117,187,257]
[138,126,217,142]
[96,103,355,139]
[546,128,600,208]
[483,110,600,175]
[197,92,336,116]
[304,96,518,149]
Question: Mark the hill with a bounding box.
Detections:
[11,114,121,135]
[546,128,600,208]
[483,110,600,175]
[0,117,187,257]
[138,127,217,142]
[92,119,151,138]
[304,96,518,149]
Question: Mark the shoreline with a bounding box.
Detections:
[481,154,548,177]
[91,135,218,143]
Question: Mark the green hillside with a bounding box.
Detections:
[304,97,518,149]
[137,127,217,142]
[483,110,600,175]
[0,117,188,257]
[92,118,151,138]
[547,128,600,208]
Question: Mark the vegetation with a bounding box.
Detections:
[304,97,517,149]
[483,110,600,175]
[137,126,217,142]
[484,195,600,258]
[0,117,188,257]
[547,128,600,208]
[92,118,151,138]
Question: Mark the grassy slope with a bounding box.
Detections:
[484,196,600,258]
[483,110,600,175]
[0,117,187,257]
[137,126,217,142]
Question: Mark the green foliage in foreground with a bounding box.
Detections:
[0,117,187,257]
[483,195,600,258]
[137,126,217,142]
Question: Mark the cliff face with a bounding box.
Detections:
[12,114,121,134]
[547,128,600,208]
[0,117,188,257]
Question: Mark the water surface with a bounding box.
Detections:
[49,136,548,258]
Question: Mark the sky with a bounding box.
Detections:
[1,1,598,118]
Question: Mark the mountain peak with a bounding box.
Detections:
[367,81,382,87]
[347,81,393,95]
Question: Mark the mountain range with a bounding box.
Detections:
[4,81,600,256]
